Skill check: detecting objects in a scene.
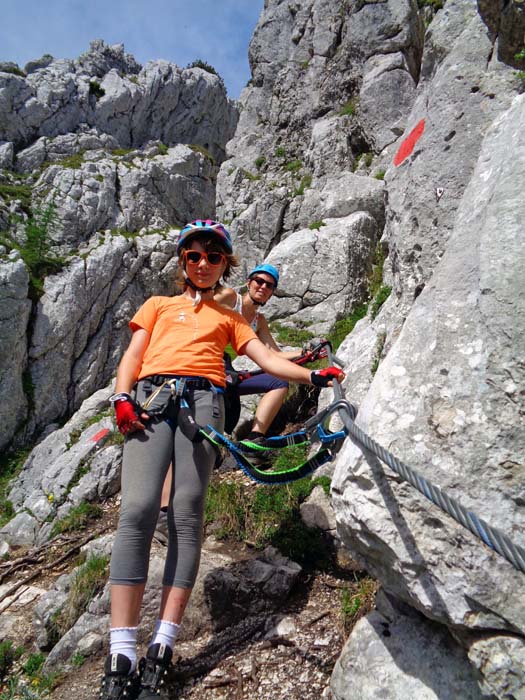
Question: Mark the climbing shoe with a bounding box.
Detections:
[98,653,140,700]
[137,643,173,698]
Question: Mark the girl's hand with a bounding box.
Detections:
[111,393,148,434]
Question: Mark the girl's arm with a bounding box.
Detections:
[115,328,150,393]
[243,338,344,386]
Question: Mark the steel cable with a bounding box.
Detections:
[327,351,525,574]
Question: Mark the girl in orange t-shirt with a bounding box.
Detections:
[99,220,345,699]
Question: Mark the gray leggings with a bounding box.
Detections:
[109,384,223,589]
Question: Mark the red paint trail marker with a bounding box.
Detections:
[91,428,110,442]
[393,118,425,166]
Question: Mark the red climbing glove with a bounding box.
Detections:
[110,393,143,434]
[311,367,345,388]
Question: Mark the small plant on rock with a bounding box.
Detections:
[269,322,315,347]
[338,98,357,117]
[328,304,368,350]
[54,554,109,636]
[241,169,261,181]
[0,449,31,527]
[340,576,377,634]
[50,502,103,537]
[186,59,225,90]
[293,173,312,196]
[0,640,23,680]
[371,285,391,319]
[89,80,105,99]
[284,159,303,172]
[1,202,64,299]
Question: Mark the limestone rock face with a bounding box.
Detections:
[27,232,179,429]
[331,591,489,700]
[216,0,421,281]
[0,40,237,446]
[0,40,237,163]
[261,214,379,334]
[0,253,31,452]
[332,90,525,696]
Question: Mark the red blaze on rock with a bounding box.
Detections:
[393,118,426,166]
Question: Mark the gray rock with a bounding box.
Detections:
[0,254,31,451]
[331,591,488,699]
[283,171,385,235]
[43,538,301,668]
[300,485,336,532]
[0,511,40,546]
[358,52,419,151]
[332,91,525,694]
[262,214,379,332]
[33,573,71,649]
[467,634,525,700]
[9,416,114,528]
[26,231,177,433]
[0,140,14,168]
[0,40,237,164]
[386,0,517,309]
[24,55,54,75]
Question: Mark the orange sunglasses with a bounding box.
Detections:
[183,250,226,267]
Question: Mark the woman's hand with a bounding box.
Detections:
[310,367,345,387]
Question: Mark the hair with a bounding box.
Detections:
[175,233,239,291]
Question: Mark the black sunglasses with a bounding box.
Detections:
[184,250,225,267]
[250,275,275,290]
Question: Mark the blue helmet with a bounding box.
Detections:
[248,263,279,288]
[177,220,233,255]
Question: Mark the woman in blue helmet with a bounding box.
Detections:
[214,263,301,465]
[100,220,344,699]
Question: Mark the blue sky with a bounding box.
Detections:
[0,0,264,98]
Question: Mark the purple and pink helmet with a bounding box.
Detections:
[177,220,233,254]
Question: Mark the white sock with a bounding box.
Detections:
[110,626,138,672]
[150,619,180,649]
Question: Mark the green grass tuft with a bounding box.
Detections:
[328,304,368,351]
[205,473,334,569]
[370,285,391,319]
[50,502,103,537]
[269,322,315,347]
[338,98,357,117]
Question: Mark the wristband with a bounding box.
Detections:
[109,392,133,404]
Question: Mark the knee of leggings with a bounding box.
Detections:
[120,500,158,532]
[268,378,289,391]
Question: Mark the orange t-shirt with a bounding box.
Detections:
[130,296,257,387]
